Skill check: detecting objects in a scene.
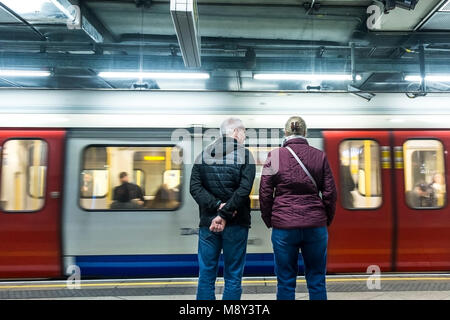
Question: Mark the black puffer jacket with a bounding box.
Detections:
[190,136,256,228]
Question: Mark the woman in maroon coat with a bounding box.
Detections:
[259,116,337,300]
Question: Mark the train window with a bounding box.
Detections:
[80,145,182,211]
[403,140,447,209]
[80,170,108,198]
[0,139,48,212]
[248,147,275,210]
[339,140,382,209]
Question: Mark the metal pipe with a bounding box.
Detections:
[351,43,356,83]
[419,44,426,93]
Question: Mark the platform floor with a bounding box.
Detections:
[1,274,450,300]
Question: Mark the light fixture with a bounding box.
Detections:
[98,72,210,80]
[253,73,361,81]
[170,0,201,68]
[144,156,165,161]
[0,70,51,77]
[405,75,450,82]
[404,75,422,82]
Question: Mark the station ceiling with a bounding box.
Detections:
[0,0,449,93]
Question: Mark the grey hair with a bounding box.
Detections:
[220,117,245,136]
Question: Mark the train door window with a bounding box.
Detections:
[80,145,182,211]
[403,140,447,209]
[339,140,382,209]
[0,139,48,212]
[248,147,275,210]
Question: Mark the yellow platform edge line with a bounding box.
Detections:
[1,277,450,290]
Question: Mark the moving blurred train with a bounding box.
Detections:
[0,90,449,279]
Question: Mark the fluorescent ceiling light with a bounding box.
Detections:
[254,73,361,81]
[404,75,423,82]
[0,70,50,77]
[98,72,210,80]
[405,75,450,82]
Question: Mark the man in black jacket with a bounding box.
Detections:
[111,172,145,208]
[190,118,256,300]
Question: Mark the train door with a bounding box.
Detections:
[0,130,65,278]
[393,131,450,271]
[323,131,394,272]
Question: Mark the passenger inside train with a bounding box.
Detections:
[110,172,145,209]
[79,146,182,210]
[404,140,447,209]
[80,172,94,198]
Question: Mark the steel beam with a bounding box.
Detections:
[1,52,450,75]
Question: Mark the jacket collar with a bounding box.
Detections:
[204,135,242,158]
[282,135,309,147]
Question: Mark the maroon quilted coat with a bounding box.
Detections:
[259,137,337,229]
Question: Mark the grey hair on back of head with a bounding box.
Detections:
[220,117,245,136]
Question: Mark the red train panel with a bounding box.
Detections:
[393,131,450,271]
[324,130,450,273]
[324,131,394,273]
[0,129,65,278]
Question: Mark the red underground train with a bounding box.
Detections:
[0,128,449,279]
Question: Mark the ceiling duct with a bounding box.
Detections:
[383,0,419,12]
[170,0,201,68]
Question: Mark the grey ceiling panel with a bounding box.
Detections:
[0,6,20,23]
[87,2,362,43]
[421,12,450,30]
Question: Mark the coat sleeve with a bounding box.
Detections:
[259,150,276,228]
[189,163,222,212]
[219,151,256,221]
[321,154,338,226]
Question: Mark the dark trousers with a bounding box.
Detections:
[271,226,328,300]
[197,225,249,300]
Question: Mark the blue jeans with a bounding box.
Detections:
[197,225,249,300]
[272,227,328,300]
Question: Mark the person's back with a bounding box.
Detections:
[260,136,336,228]
[193,136,254,228]
[126,182,145,203]
[259,116,337,301]
[190,117,256,301]
[111,172,143,209]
